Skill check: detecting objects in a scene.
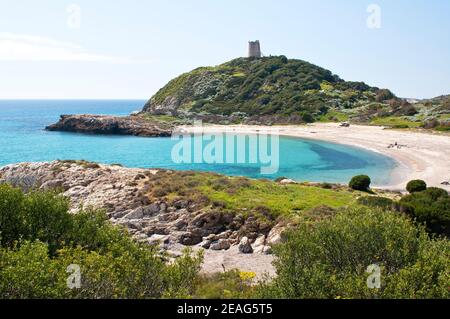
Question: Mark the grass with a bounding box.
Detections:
[370,116,423,128]
[146,171,358,220]
[317,110,350,123]
[141,114,181,124]
[199,180,356,217]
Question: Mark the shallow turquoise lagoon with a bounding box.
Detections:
[0,100,396,185]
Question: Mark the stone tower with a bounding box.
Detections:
[248,40,262,58]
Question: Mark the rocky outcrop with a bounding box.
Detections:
[46,114,173,137]
[238,237,253,254]
[0,161,283,256]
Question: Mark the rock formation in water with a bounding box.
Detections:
[46,114,174,137]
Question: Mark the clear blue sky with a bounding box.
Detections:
[0,0,449,99]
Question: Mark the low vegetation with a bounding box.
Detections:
[399,187,450,237]
[145,170,358,221]
[257,207,449,299]
[1,174,449,299]
[143,56,413,125]
[0,184,202,299]
[141,56,449,129]
[356,196,396,210]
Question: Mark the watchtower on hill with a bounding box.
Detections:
[248,40,262,58]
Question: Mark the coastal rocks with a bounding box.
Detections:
[124,208,145,220]
[238,237,253,254]
[267,224,284,246]
[143,96,181,116]
[178,231,203,246]
[278,178,297,185]
[148,234,171,246]
[40,179,65,190]
[0,161,281,257]
[125,204,161,220]
[191,211,233,235]
[239,216,262,241]
[45,114,173,137]
[210,239,231,251]
[252,235,267,254]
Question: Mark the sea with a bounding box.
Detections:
[0,100,396,186]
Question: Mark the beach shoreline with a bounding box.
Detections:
[180,123,450,192]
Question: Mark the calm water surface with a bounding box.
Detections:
[0,100,396,185]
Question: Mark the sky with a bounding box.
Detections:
[0,0,449,99]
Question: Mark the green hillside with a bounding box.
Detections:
[142,56,449,128]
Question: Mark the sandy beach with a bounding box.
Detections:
[180,123,450,192]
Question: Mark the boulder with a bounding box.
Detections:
[199,239,212,249]
[253,235,267,254]
[279,178,297,185]
[148,234,171,245]
[123,208,144,220]
[39,179,64,190]
[144,203,160,216]
[238,237,253,254]
[262,246,272,255]
[210,239,231,251]
[178,231,203,246]
[267,223,285,246]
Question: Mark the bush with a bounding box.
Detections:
[399,188,450,236]
[349,175,371,191]
[357,196,396,210]
[376,89,395,102]
[0,185,72,253]
[193,270,255,299]
[406,180,427,194]
[257,207,449,299]
[301,112,315,123]
[0,184,25,247]
[392,124,409,129]
[0,184,203,299]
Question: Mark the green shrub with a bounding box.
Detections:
[424,187,449,199]
[376,89,395,102]
[193,270,255,299]
[357,196,396,210]
[0,241,202,299]
[406,180,427,194]
[0,241,68,299]
[435,126,450,132]
[301,112,315,123]
[392,124,409,129]
[349,175,371,191]
[0,184,25,247]
[399,188,450,236]
[256,207,449,299]
[0,184,203,299]
[22,189,73,255]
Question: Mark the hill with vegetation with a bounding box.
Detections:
[142,56,448,128]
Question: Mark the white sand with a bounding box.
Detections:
[180,123,450,192]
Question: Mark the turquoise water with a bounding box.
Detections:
[0,100,396,185]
